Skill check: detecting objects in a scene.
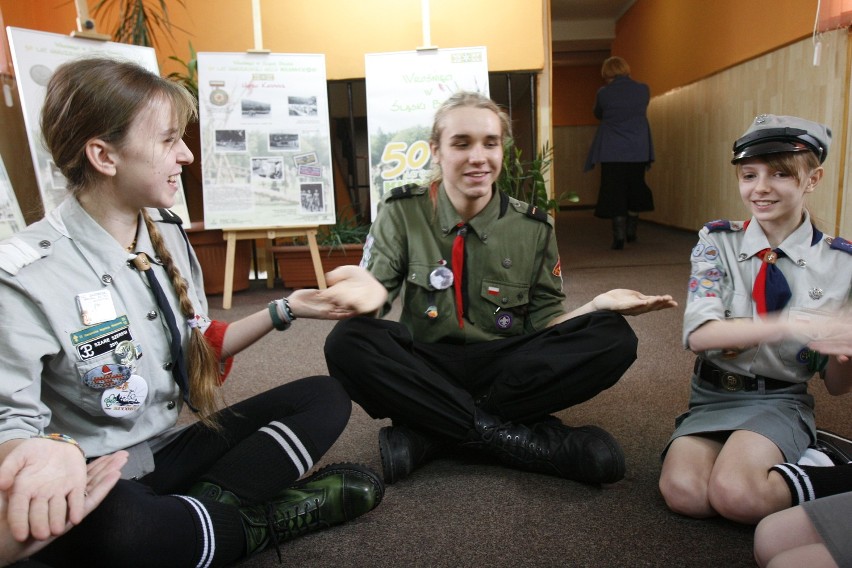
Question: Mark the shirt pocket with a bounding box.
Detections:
[72,352,134,416]
[472,279,530,335]
[776,307,832,368]
[402,262,455,321]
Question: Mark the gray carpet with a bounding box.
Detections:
[204,209,851,568]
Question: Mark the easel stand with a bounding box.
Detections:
[221,226,325,309]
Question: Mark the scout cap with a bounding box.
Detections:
[731,114,831,164]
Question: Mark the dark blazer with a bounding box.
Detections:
[584,75,655,171]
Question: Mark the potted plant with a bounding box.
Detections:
[496,141,578,212]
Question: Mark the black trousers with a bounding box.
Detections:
[594,162,654,218]
[32,376,351,568]
[324,311,638,440]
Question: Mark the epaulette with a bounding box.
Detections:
[0,235,50,276]
[155,208,183,224]
[507,196,552,225]
[827,236,852,255]
[385,183,425,201]
[704,219,744,233]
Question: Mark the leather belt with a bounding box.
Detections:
[694,358,791,392]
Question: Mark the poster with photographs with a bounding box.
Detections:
[197,52,335,229]
[0,154,26,240]
[5,28,190,222]
[364,47,489,219]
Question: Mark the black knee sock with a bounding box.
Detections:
[771,462,852,505]
[176,495,247,567]
[202,419,319,503]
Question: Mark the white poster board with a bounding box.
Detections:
[6,27,190,221]
[197,52,335,229]
[0,154,26,240]
[365,47,489,219]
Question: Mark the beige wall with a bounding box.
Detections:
[643,29,851,235]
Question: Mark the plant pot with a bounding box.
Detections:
[186,222,252,296]
[272,243,363,289]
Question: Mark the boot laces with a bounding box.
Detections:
[265,498,322,561]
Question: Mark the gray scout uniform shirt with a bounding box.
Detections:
[361,184,565,344]
[684,211,852,383]
[0,197,208,468]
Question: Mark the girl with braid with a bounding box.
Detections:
[0,57,388,567]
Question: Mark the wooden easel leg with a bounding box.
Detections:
[222,231,237,309]
[306,230,327,289]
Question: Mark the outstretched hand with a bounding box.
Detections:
[286,265,387,320]
[0,450,127,566]
[592,288,678,316]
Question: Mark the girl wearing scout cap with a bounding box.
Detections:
[0,57,388,566]
[659,114,852,529]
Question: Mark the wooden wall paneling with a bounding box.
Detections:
[645,30,848,234]
[553,125,599,207]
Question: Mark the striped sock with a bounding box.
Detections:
[203,420,317,504]
[771,462,852,505]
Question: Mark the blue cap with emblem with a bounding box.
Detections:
[732,114,831,164]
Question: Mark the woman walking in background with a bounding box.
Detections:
[585,56,655,249]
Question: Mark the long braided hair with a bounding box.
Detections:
[42,57,224,426]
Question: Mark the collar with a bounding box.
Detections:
[435,183,501,243]
[55,198,155,276]
[739,210,820,261]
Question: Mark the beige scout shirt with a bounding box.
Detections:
[684,211,852,383]
[0,197,208,464]
[362,184,565,344]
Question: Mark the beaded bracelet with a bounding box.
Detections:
[32,433,86,458]
[268,300,290,331]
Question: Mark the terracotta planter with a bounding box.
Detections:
[273,243,363,289]
[186,222,252,296]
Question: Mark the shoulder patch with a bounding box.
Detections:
[704,219,745,233]
[826,236,852,255]
[155,208,183,224]
[386,183,426,201]
[0,236,48,275]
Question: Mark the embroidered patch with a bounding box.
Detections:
[71,316,133,361]
[495,312,513,330]
[692,243,705,257]
[552,257,562,278]
[703,246,719,261]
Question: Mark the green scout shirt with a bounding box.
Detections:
[363,183,565,344]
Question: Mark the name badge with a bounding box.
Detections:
[76,289,117,326]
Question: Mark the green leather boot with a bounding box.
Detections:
[190,462,384,558]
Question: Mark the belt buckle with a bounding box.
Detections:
[720,372,744,392]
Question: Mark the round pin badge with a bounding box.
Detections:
[83,364,132,389]
[429,266,454,290]
[114,340,139,366]
[101,375,148,417]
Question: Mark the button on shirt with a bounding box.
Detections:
[0,197,209,458]
[684,211,852,383]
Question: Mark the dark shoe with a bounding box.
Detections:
[379,425,447,484]
[626,214,639,242]
[611,216,626,250]
[190,462,384,558]
[815,429,852,465]
[463,409,625,484]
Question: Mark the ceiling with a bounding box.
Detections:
[550,0,636,66]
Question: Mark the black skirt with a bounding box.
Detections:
[595,161,655,218]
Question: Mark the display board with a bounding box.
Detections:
[364,47,489,219]
[6,27,190,221]
[0,154,26,240]
[197,52,335,229]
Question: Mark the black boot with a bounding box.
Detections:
[611,217,627,250]
[626,214,639,243]
[190,462,384,558]
[462,409,625,484]
[379,425,448,484]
